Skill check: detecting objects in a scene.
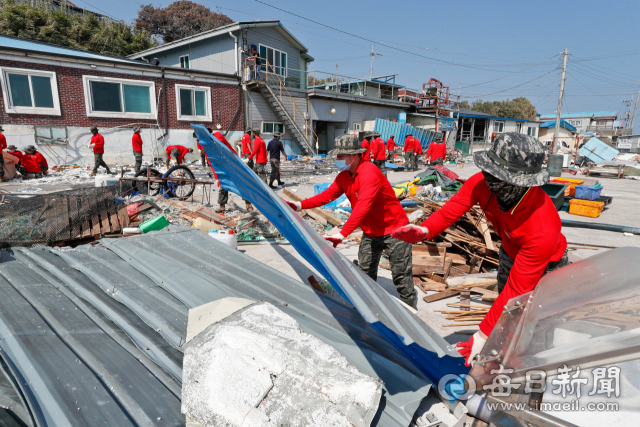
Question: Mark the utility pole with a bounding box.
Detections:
[631,84,640,133]
[553,48,569,152]
[370,45,381,79]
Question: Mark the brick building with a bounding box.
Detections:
[0,34,243,166]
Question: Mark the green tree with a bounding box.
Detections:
[135,1,233,43]
[0,0,154,56]
[465,97,537,121]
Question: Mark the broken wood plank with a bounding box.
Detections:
[101,212,110,234]
[446,273,498,289]
[117,207,130,229]
[283,189,342,227]
[301,209,328,225]
[68,196,82,239]
[423,289,459,303]
[459,291,471,311]
[91,214,101,236]
[443,322,481,327]
[478,216,495,251]
[448,303,491,309]
[110,211,121,232]
[482,295,498,302]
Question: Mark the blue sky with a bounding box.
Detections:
[82,0,640,132]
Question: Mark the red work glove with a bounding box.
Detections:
[216,180,220,188]
[391,224,429,243]
[456,331,488,367]
[281,198,301,211]
[324,232,344,248]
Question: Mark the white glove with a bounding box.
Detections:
[456,331,488,367]
[324,232,344,248]
[282,199,302,211]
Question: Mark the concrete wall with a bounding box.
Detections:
[538,126,576,145]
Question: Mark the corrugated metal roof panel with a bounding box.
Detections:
[195,125,467,385]
[0,227,433,426]
[578,137,620,163]
[374,118,441,150]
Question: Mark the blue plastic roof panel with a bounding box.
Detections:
[194,124,467,385]
[538,111,617,119]
[374,118,441,151]
[539,120,577,132]
[578,137,619,163]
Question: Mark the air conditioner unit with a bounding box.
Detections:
[351,123,361,131]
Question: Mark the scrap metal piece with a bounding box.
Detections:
[194,125,466,382]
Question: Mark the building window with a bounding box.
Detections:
[574,120,581,126]
[516,122,523,133]
[494,121,504,133]
[0,67,61,115]
[261,122,284,135]
[179,55,190,69]
[259,44,287,76]
[175,84,212,122]
[82,76,156,119]
[527,127,535,136]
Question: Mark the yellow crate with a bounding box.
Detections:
[568,199,604,218]
[551,178,584,196]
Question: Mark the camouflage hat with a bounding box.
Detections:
[133,126,141,132]
[24,145,36,153]
[474,132,549,187]
[328,135,366,156]
[7,145,16,149]
[90,126,98,132]
[252,127,261,134]
[390,134,395,138]
[273,131,281,137]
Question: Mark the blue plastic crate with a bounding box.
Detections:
[575,184,603,201]
[313,183,346,209]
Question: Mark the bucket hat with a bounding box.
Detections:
[133,126,141,132]
[7,145,16,149]
[329,135,366,156]
[273,131,281,137]
[24,145,36,153]
[474,132,549,187]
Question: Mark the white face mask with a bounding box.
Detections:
[335,156,353,172]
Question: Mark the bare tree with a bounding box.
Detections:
[135,1,233,43]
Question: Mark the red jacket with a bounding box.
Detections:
[0,134,6,151]
[386,138,395,152]
[403,137,414,153]
[420,172,567,335]
[372,137,387,161]
[196,139,203,151]
[7,149,22,163]
[426,142,446,161]
[249,136,267,163]
[241,133,252,156]
[132,133,143,153]
[90,134,105,154]
[21,152,48,173]
[414,138,422,155]
[301,161,408,237]
[361,139,371,161]
[166,145,190,163]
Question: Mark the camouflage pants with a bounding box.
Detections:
[93,153,111,174]
[430,158,443,166]
[269,158,281,185]
[218,189,229,206]
[133,151,143,174]
[244,154,254,170]
[404,151,415,171]
[200,150,207,167]
[0,154,4,177]
[254,162,267,184]
[386,151,393,161]
[358,233,416,306]
[412,153,419,171]
[497,246,570,294]
[373,160,387,177]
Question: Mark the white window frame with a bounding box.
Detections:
[0,67,61,116]
[259,44,287,77]
[82,75,157,120]
[261,121,284,135]
[179,55,190,69]
[175,84,212,122]
[494,121,505,133]
[574,120,581,126]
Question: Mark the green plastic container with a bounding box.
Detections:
[455,141,471,156]
[542,183,567,211]
[547,155,564,177]
[139,215,170,233]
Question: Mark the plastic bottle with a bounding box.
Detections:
[208,229,237,250]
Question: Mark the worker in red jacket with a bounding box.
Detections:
[132,126,143,173]
[426,138,447,166]
[403,134,416,172]
[360,136,371,161]
[18,145,48,178]
[392,133,569,366]
[241,128,254,169]
[0,126,6,181]
[7,145,22,163]
[413,137,422,170]
[283,135,416,306]
[248,128,268,184]
[371,132,387,175]
[88,126,111,176]
[165,144,193,166]
[386,134,396,161]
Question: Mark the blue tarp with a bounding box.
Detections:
[194,125,467,383]
[578,137,619,163]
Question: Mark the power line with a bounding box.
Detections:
[460,68,560,98]
[459,54,559,89]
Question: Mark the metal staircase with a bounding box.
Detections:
[257,81,316,155]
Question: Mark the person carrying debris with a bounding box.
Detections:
[392,133,569,366]
[241,128,253,169]
[248,128,268,184]
[371,132,387,175]
[0,126,6,182]
[413,137,422,171]
[283,135,416,307]
[88,126,112,176]
[165,144,193,166]
[403,134,416,172]
[19,145,48,178]
[132,127,143,173]
[267,131,287,189]
[386,134,396,161]
[426,138,446,166]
